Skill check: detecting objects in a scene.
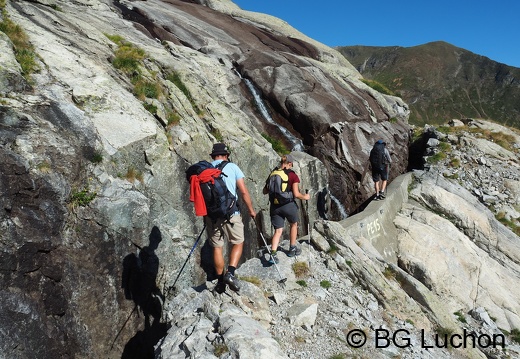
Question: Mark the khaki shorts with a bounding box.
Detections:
[205,214,244,248]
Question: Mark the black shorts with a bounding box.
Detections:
[372,165,389,182]
[270,201,299,229]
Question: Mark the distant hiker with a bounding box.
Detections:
[204,143,256,293]
[369,139,392,201]
[263,154,310,264]
[317,187,330,220]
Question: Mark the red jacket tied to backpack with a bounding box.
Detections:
[186,160,237,220]
[189,168,221,216]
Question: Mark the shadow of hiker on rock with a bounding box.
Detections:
[120,226,169,359]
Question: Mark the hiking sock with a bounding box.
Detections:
[271,249,277,256]
[227,266,236,276]
[217,272,225,283]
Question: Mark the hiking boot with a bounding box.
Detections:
[268,252,279,264]
[214,281,226,294]
[287,245,302,257]
[374,194,381,201]
[379,191,386,199]
[223,272,240,292]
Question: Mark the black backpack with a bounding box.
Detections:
[186,160,238,220]
[369,142,386,170]
[266,167,294,206]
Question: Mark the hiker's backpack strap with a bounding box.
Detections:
[215,160,229,177]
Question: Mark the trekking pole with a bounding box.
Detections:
[110,304,137,351]
[169,223,207,294]
[253,217,287,285]
[305,189,311,269]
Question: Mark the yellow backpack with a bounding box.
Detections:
[266,168,294,205]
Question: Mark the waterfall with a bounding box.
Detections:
[330,194,348,220]
[242,77,304,151]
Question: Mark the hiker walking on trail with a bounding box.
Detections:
[205,143,256,293]
[263,154,310,264]
[369,139,392,201]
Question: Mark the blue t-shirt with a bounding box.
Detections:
[211,160,244,198]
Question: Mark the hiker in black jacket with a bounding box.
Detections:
[369,140,392,201]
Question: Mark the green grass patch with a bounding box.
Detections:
[143,102,157,115]
[107,36,145,75]
[166,71,202,115]
[471,128,517,152]
[166,110,181,127]
[511,329,520,344]
[454,310,467,323]
[134,79,161,100]
[296,280,307,287]
[449,157,461,167]
[70,187,97,207]
[495,212,520,236]
[0,5,39,77]
[427,151,447,164]
[90,151,103,164]
[438,141,451,152]
[361,78,396,96]
[326,243,339,255]
[261,133,288,155]
[436,125,460,135]
[383,266,397,279]
[210,127,224,142]
[49,4,62,11]
[320,280,331,289]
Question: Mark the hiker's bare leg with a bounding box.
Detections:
[271,228,283,251]
[289,222,298,246]
[228,242,243,268]
[213,246,225,276]
[381,180,388,193]
[375,181,380,195]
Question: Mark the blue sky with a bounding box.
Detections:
[232,0,520,68]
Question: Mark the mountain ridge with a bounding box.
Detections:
[336,41,520,129]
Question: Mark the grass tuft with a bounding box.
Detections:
[70,187,97,207]
[0,4,39,77]
[261,133,288,155]
[292,261,309,278]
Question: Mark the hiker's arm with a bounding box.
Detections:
[237,178,256,218]
[292,182,310,201]
[262,184,269,195]
[385,149,392,164]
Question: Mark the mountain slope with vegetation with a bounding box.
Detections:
[337,41,520,128]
